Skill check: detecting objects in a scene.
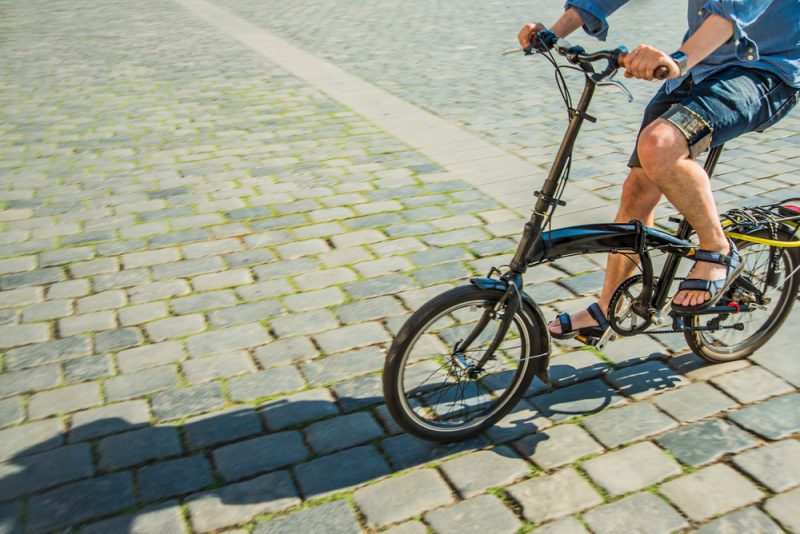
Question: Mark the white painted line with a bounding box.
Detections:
[174,0,553,217]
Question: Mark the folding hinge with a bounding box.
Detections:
[569,108,597,123]
[534,191,567,206]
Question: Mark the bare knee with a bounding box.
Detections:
[637,119,689,177]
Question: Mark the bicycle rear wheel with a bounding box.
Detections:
[383,285,546,442]
[685,228,800,362]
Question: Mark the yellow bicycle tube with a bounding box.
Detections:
[721,218,800,247]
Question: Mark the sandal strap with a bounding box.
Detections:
[586,303,609,329]
[677,278,719,293]
[557,312,573,334]
[691,248,733,266]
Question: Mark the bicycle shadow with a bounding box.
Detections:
[0,359,686,532]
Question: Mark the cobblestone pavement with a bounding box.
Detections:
[1,0,799,533]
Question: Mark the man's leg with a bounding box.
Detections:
[549,167,663,333]
[637,118,729,307]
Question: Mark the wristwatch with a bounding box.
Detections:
[669,51,689,76]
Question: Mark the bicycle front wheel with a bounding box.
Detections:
[383,285,546,442]
[686,228,800,362]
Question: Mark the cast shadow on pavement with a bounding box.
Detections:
[0,360,685,532]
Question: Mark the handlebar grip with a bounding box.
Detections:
[616,52,671,80]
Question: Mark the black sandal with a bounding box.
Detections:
[550,303,610,340]
[671,239,744,313]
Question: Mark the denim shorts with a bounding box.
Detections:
[629,67,799,167]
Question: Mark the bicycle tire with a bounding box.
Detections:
[685,228,800,362]
[383,285,546,442]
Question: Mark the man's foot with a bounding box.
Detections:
[548,308,600,336]
[671,243,731,308]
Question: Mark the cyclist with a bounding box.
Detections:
[518,1,800,341]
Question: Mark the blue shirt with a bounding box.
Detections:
[565,0,800,91]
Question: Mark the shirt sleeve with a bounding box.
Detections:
[702,0,775,61]
[564,0,630,41]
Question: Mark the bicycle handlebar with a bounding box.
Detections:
[529,30,670,80]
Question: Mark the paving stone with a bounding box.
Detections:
[95,326,143,352]
[530,379,625,422]
[186,323,271,356]
[547,350,611,387]
[751,342,800,387]
[214,431,309,481]
[0,501,21,534]
[604,361,689,399]
[382,520,427,534]
[146,314,206,341]
[0,255,36,275]
[583,492,688,534]
[171,289,237,314]
[151,256,225,280]
[0,267,64,290]
[63,355,113,382]
[255,501,362,534]
[727,393,800,439]
[59,310,116,336]
[669,352,751,380]
[515,424,604,470]
[507,468,603,524]
[314,322,390,354]
[261,387,340,431]
[584,441,682,496]
[27,472,134,532]
[659,464,763,521]
[305,412,384,454]
[0,323,50,349]
[228,366,305,401]
[193,268,253,291]
[599,334,668,366]
[336,295,406,324]
[275,238,329,259]
[331,375,383,412]
[381,432,488,471]
[182,351,256,383]
[440,446,530,497]
[345,274,416,299]
[183,238,243,259]
[148,229,210,248]
[651,381,738,422]
[5,335,90,370]
[733,440,800,493]
[138,455,213,501]
[255,336,318,367]
[183,407,262,450]
[69,400,151,442]
[696,506,783,534]
[0,418,64,461]
[485,397,552,442]
[425,494,520,534]
[764,487,800,533]
[300,346,384,386]
[95,270,151,293]
[117,341,184,372]
[0,364,61,398]
[271,310,339,338]
[354,468,453,528]
[104,365,178,401]
[582,402,677,448]
[0,286,43,309]
[119,301,168,328]
[0,443,94,501]
[122,248,180,269]
[151,382,226,421]
[28,382,100,418]
[655,418,758,467]
[208,300,282,327]
[22,299,72,321]
[77,290,127,313]
[0,398,23,428]
[0,309,17,326]
[254,257,319,280]
[711,366,794,404]
[295,445,391,499]
[532,516,589,534]
[98,426,182,470]
[187,471,300,532]
[225,248,275,267]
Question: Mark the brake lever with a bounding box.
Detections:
[597,78,634,102]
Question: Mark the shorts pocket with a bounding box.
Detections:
[755,88,800,132]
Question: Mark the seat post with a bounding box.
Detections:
[704,145,725,177]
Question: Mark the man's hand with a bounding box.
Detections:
[623,45,681,81]
[517,22,547,50]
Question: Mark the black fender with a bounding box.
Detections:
[470,277,551,385]
[527,223,693,264]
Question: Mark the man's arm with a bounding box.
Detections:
[517,0,628,50]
